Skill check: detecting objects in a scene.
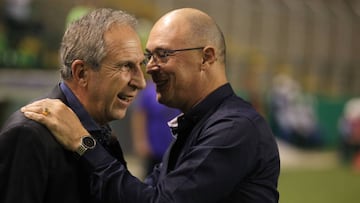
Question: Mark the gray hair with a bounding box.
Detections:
[60,8,138,80]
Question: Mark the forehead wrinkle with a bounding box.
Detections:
[104,32,143,63]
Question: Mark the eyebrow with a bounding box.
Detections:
[145,47,168,53]
[113,60,132,66]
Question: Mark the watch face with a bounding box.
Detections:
[83,136,96,148]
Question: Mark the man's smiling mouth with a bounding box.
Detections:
[155,80,167,87]
[117,94,132,102]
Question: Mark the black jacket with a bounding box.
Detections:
[0,85,98,203]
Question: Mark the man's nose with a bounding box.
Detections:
[146,61,161,75]
[131,68,146,90]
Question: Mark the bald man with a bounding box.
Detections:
[22,8,280,203]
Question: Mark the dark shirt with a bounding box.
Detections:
[83,83,280,203]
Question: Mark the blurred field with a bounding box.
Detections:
[279,167,360,203]
[278,140,360,203]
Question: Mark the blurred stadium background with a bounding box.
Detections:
[0,0,359,202]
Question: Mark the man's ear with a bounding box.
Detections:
[202,47,216,65]
[71,59,88,86]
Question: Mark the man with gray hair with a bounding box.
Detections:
[0,8,146,203]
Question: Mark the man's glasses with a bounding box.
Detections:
[144,47,204,65]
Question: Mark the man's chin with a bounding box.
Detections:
[157,95,171,107]
[156,93,164,104]
[113,109,127,120]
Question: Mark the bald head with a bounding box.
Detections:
[151,8,226,64]
[146,8,228,112]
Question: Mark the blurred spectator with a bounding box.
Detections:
[269,73,323,148]
[3,0,43,68]
[130,80,180,177]
[338,98,360,167]
[4,0,31,21]
[4,0,33,48]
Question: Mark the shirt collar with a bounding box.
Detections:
[185,83,234,122]
[167,113,182,138]
[168,83,234,137]
[60,82,104,132]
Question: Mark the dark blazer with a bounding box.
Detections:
[0,85,96,203]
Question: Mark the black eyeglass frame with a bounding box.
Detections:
[144,47,205,65]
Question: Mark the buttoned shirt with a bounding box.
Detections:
[82,83,280,203]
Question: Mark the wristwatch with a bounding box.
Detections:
[76,135,96,156]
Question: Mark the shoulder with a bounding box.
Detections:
[214,95,262,123]
[206,95,278,150]
[0,110,55,147]
[0,86,65,145]
[202,95,273,140]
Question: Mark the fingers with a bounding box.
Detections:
[21,98,59,124]
[21,98,60,114]
[20,98,87,152]
[21,106,42,115]
[22,104,53,127]
[23,111,48,123]
[21,103,43,114]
